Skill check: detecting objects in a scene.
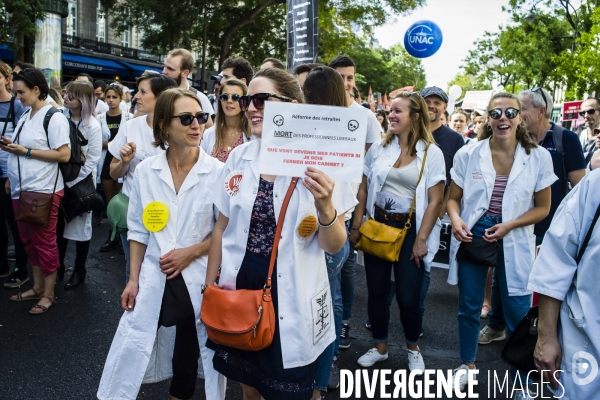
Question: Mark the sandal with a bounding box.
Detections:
[10,287,44,302]
[29,295,57,315]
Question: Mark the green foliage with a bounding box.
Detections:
[447,71,492,94]
[0,0,46,50]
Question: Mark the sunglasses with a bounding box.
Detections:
[64,93,78,101]
[239,93,293,112]
[219,93,241,102]
[579,108,599,117]
[488,108,521,120]
[171,112,210,126]
[531,87,548,110]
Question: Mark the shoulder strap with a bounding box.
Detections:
[406,145,429,224]
[0,97,12,138]
[551,123,569,188]
[43,107,60,146]
[9,96,15,127]
[264,177,299,292]
[576,203,600,264]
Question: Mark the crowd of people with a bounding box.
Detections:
[1,47,600,400]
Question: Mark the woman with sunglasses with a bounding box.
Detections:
[108,72,177,283]
[348,92,446,373]
[446,92,556,395]
[205,68,356,400]
[56,81,102,289]
[201,78,251,162]
[97,83,133,253]
[98,88,225,400]
[2,68,70,314]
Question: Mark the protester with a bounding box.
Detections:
[98,83,133,252]
[528,169,600,399]
[108,72,177,282]
[56,81,102,289]
[419,86,464,332]
[3,68,70,313]
[200,78,251,162]
[293,63,324,89]
[98,88,225,400]
[12,62,61,108]
[76,73,109,114]
[577,97,600,165]
[440,110,449,126]
[220,56,254,84]
[0,62,27,286]
[162,48,215,128]
[93,80,107,100]
[466,113,485,139]
[376,110,389,135]
[445,92,555,396]
[302,66,352,396]
[352,87,362,103]
[450,108,469,136]
[261,58,286,70]
[205,67,356,400]
[349,91,445,372]
[208,74,223,115]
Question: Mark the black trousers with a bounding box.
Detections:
[0,177,27,272]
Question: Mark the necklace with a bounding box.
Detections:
[493,151,515,164]
[225,129,242,151]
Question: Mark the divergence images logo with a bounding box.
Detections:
[348,120,359,132]
[572,351,599,386]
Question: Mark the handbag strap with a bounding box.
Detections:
[265,177,299,290]
[575,202,600,264]
[405,144,430,226]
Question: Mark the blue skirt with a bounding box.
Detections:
[212,250,317,400]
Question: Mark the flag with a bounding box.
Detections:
[389,86,415,98]
[368,86,375,111]
[383,92,390,111]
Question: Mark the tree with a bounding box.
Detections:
[0,0,46,60]
[447,71,492,94]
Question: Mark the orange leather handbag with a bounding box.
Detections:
[201,177,298,351]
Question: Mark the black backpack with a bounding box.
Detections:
[43,108,87,182]
[550,123,569,193]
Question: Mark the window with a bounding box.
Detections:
[66,0,77,36]
[96,0,106,42]
[121,30,130,47]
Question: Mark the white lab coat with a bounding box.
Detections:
[528,170,600,400]
[97,150,226,400]
[363,138,447,271]
[200,125,252,157]
[60,110,102,241]
[447,139,557,296]
[215,139,357,369]
[96,112,133,183]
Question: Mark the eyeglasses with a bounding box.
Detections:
[579,109,599,117]
[64,93,78,101]
[488,108,521,120]
[238,93,293,112]
[171,112,210,126]
[531,87,548,110]
[219,93,241,102]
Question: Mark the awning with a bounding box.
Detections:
[119,61,163,77]
[63,53,130,76]
[0,45,14,60]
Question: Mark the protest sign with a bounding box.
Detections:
[260,102,367,182]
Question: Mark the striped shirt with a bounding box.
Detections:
[487,175,508,216]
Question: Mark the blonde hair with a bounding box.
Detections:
[478,92,537,154]
[382,92,435,155]
[214,78,250,153]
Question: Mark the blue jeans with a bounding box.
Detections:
[341,220,356,323]
[314,237,349,391]
[121,233,130,284]
[457,214,531,384]
[363,214,422,345]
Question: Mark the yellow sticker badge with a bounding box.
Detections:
[143,202,169,232]
[298,215,318,238]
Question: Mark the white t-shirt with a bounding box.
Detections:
[187,83,215,115]
[119,101,130,114]
[96,99,109,114]
[8,105,71,199]
[349,101,380,144]
[108,114,165,197]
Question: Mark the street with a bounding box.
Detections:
[0,218,510,400]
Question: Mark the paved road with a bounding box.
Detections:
[0,219,511,400]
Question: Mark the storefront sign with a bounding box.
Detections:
[287,0,318,70]
[562,100,583,121]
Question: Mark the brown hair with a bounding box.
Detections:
[167,49,195,73]
[262,58,286,70]
[153,88,202,150]
[302,67,346,107]
[450,108,469,122]
[252,68,305,103]
[478,92,537,154]
[0,61,11,91]
[382,92,435,155]
[136,71,177,98]
[214,78,250,153]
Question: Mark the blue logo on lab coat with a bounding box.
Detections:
[404,20,443,58]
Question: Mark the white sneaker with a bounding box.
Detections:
[407,348,425,374]
[357,348,388,367]
[452,364,471,393]
[514,389,537,400]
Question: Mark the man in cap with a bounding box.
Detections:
[419,86,464,333]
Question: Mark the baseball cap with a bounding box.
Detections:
[210,74,223,83]
[420,86,449,103]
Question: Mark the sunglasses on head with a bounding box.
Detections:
[219,93,241,102]
[238,93,293,112]
[171,112,210,126]
[488,107,520,120]
[579,108,599,117]
[531,87,548,110]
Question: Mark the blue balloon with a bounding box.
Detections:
[403,20,443,58]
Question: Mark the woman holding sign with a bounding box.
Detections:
[98,88,226,400]
[205,68,356,400]
[108,72,176,282]
[349,91,446,372]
